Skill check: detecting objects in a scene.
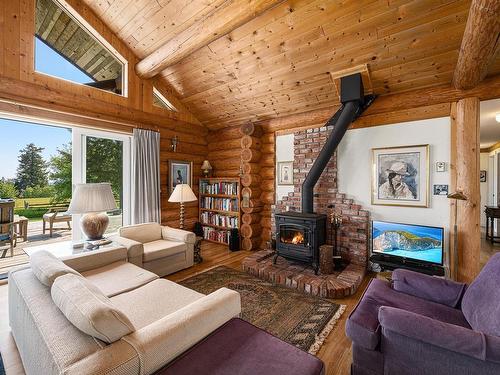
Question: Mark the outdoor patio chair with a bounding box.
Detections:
[0,199,16,257]
[42,208,71,237]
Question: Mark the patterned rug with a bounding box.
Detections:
[179,266,346,354]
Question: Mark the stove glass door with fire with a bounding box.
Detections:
[279,224,310,247]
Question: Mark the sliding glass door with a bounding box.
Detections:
[72,128,131,240]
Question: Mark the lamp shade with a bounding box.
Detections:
[168,184,197,203]
[201,160,212,170]
[67,183,117,214]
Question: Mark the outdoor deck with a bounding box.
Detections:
[0,220,72,276]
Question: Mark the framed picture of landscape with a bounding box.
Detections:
[372,144,429,207]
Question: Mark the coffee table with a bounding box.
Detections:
[23,239,122,258]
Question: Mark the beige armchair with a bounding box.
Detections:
[111,222,195,277]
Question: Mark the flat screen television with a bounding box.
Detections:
[371,220,444,266]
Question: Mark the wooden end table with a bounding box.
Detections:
[485,206,500,243]
[194,236,203,264]
[13,215,28,242]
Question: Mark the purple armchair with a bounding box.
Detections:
[346,253,500,375]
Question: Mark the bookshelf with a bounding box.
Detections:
[199,177,241,245]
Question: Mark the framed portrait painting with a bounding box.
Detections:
[372,145,429,207]
[277,161,293,185]
[168,160,193,193]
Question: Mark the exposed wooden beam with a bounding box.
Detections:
[0,76,207,136]
[452,0,500,89]
[135,0,285,79]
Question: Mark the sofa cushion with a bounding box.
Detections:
[111,278,204,329]
[346,278,470,350]
[51,274,135,343]
[143,240,187,262]
[462,253,500,336]
[30,250,81,287]
[119,222,162,244]
[81,260,158,297]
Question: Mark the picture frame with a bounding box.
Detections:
[371,144,429,207]
[435,161,446,172]
[433,184,449,196]
[480,170,487,182]
[277,161,294,185]
[168,160,193,193]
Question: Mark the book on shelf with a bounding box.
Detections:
[200,211,238,228]
[202,226,231,244]
[200,181,238,195]
[201,197,239,212]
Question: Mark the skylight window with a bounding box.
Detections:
[34,0,127,96]
[153,87,177,112]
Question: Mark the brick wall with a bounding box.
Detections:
[273,125,370,267]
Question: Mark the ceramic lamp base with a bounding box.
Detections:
[80,212,109,240]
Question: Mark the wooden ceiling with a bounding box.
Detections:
[82,0,500,130]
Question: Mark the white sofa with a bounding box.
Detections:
[8,247,241,375]
[111,222,195,277]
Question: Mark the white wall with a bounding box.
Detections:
[480,153,490,227]
[338,117,451,236]
[275,133,294,201]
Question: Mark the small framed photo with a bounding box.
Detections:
[480,170,487,182]
[277,161,294,185]
[433,184,449,196]
[168,160,193,193]
[435,162,446,172]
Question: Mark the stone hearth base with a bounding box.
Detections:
[242,250,365,299]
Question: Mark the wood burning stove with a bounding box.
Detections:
[273,73,375,274]
[274,212,326,274]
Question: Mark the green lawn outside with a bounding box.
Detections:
[13,197,70,220]
[14,197,52,209]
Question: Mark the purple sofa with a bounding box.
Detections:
[346,253,500,375]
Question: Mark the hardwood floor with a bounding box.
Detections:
[168,241,371,375]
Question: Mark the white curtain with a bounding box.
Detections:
[132,128,161,224]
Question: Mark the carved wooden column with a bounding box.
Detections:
[451,97,480,283]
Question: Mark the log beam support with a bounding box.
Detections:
[135,0,285,78]
[452,0,500,89]
[451,98,481,282]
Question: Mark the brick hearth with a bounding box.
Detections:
[242,250,365,298]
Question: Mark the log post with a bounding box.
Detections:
[452,97,480,283]
[239,123,263,250]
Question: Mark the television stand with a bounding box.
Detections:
[370,254,445,277]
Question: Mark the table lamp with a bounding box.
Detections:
[168,184,197,229]
[67,183,117,240]
[201,160,213,177]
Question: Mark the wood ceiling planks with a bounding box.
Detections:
[81,0,500,129]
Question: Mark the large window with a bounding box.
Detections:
[72,128,131,239]
[34,0,127,96]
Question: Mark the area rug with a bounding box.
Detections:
[179,266,346,354]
